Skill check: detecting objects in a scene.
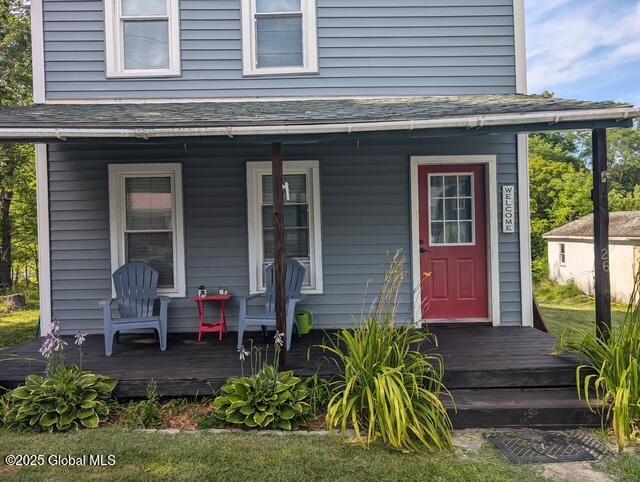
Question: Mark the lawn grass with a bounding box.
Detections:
[0,429,546,482]
[0,299,39,350]
[535,280,627,344]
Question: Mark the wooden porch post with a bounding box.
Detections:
[271,142,287,368]
[592,128,611,342]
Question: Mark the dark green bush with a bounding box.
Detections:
[1,367,117,432]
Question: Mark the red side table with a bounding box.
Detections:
[192,294,231,342]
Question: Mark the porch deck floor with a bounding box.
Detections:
[1,326,581,398]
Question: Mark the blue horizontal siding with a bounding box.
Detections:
[43,0,516,99]
[48,135,522,334]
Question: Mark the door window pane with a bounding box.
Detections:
[126,232,174,287]
[256,0,300,13]
[256,16,303,67]
[428,173,474,245]
[430,176,443,198]
[122,0,167,16]
[123,20,170,70]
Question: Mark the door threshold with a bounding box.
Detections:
[424,318,492,327]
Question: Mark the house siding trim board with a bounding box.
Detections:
[36,144,52,335]
[47,135,523,334]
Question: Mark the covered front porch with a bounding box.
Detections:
[0,325,598,428]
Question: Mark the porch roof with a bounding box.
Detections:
[0,94,637,141]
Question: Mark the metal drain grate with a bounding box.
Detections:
[486,430,613,465]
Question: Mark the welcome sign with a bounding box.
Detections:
[502,185,515,233]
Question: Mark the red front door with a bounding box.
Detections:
[418,164,489,320]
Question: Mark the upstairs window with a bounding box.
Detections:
[105,0,181,77]
[241,0,318,76]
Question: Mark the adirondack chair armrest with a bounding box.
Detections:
[100,298,116,323]
[157,296,171,320]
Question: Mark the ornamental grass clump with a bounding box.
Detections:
[322,250,453,452]
[557,269,640,451]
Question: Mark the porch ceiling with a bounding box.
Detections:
[0,94,637,142]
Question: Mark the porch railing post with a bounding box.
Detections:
[592,128,611,342]
[271,142,287,368]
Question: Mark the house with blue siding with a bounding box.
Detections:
[0,0,637,343]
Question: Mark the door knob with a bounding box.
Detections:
[420,247,426,253]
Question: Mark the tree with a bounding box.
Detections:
[0,0,34,291]
[608,122,640,192]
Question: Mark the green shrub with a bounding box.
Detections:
[212,365,311,430]
[305,375,333,417]
[1,367,117,432]
[125,380,162,429]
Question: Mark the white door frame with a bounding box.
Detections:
[410,155,500,327]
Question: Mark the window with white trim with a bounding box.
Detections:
[247,161,323,293]
[104,0,181,77]
[241,0,318,76]
[108,164,186,297]
[559,243,566,266]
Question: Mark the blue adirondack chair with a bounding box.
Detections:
[237,259,307,352]
[99,262,171,357]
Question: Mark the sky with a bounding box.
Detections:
[526,0,640,105]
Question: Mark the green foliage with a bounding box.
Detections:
[557,270,640,451]
[322,319,453,452]
[529,153,593,279]
[609,122,640,192]
[1,367,117,432]
[125,380,163,429]
[305,375,333,417]
[212,365,312,430]
[535,279,585,304]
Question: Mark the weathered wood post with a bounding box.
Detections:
[271,142,287,368]
[592,128,611,342]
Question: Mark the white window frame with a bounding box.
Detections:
[559,243,566,266]
[104,0,181,78]
[247,160,323,294]
[427,172,476,247]
[241,0,318,76]
[108,163,186,297]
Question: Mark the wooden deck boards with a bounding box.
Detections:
[0,326,581,398]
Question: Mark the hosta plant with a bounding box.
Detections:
[213,364,311,430]
[2,366,117,432]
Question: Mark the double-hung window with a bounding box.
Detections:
[247,161,323,294]
[108,164,186,297]
[105,0,181,77]
[241,0,318,76]
[559,243,566,266]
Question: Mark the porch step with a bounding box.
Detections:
[443,366,578,389]
[446,388,602,429]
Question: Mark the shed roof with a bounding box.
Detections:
[0,94,637,141]
[544,211,640,240]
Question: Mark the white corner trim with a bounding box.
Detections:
[30,0,45,103]
[35,144,51,335]
[241,0,318,76]
[246,160,323,294]
[104,0,181,78]
[517,135,533,327]
[410,155,500,326]
[513,0,528,94]
[107,163,186,297]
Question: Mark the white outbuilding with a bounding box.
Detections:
[544,211,640,304]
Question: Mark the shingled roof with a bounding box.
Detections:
[544,212,640,240]
[0,94,636,141]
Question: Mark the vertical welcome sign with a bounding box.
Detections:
[502,185,515,233]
